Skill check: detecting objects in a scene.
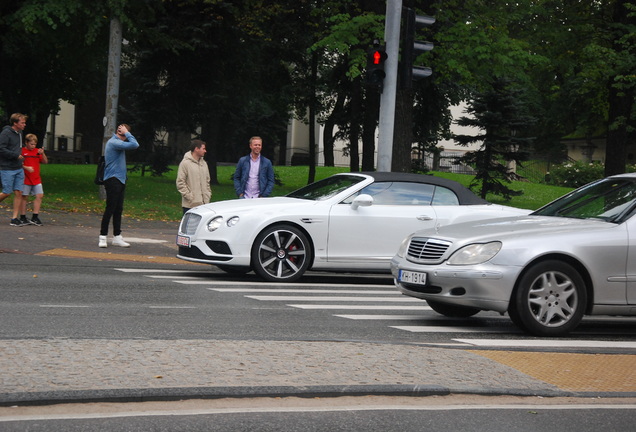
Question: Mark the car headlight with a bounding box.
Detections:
[227,216,239,227]
[395,237,410,258]
[207,216,224,232]
[447,242,501,265]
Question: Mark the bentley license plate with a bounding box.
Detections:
[399,270,427,285]
[176,235,190,247]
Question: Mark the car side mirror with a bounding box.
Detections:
[351,194,374,210]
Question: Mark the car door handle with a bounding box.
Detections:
[417,215,434,221]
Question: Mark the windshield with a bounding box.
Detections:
[532,178,636,223]
[340,182,459,206]
[287,175,366,201]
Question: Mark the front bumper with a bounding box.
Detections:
[390,256,520,313]
[176,234,252,267]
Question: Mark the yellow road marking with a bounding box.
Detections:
[37,248,196,265]
[471,350,636,392]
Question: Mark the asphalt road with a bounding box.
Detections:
[1,252,635,347]
[0,209,634,430]
[1,399,635,432]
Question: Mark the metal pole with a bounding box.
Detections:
[102,16,122,154]
[99,16,122,199]
[377,0,402,172]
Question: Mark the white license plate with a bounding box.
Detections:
[399,270,427,285]
[176,235,190,247]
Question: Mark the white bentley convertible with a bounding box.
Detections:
[177,172,529,282]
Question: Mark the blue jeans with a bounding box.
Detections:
[0,169,24,194]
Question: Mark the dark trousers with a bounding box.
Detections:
[100,177,126,236]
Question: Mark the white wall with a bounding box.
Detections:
[286,102,481,168]
[45,100,76,151]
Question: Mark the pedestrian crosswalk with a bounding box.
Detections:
[115,268,636,347]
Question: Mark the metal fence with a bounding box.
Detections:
[417,151,562,184]
[418,151,475,175]
[314,148,561,184]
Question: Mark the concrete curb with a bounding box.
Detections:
[0,384,580,407]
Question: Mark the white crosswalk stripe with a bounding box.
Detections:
[289,305,431,310]
[334,314,431,320]
[115,268,189,273]
[456,339,636,349]
[209,288,397,294]
[179,280,390,288]
[245,295,420,302]
[391,325,516,333]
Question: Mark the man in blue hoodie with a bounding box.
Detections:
[99,123,139,248]
[0,113,28,226]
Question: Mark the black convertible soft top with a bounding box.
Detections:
[358,171,489,205]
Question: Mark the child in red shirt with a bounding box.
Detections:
[20,134,48,226]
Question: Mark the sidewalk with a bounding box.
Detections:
[0,208,181,263]
[1,209,635,406]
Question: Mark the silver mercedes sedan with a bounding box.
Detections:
[391,173,636,336]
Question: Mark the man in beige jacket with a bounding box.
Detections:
[176,139,211,214]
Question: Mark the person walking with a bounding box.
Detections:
[0,113,28,226]
[20,133,48,226]
[99,123,139,248]
[233,136,275,199]
[176,139,211,214]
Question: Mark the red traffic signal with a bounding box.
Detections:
[372,49,383,65]
[366,45,387,90]
[367,46,387,66]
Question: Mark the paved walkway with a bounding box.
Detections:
[1,209,635,406]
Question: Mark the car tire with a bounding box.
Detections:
[508,260,587,336]
[426,299,480,318]
[251,224,312,282]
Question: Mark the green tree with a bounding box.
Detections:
[309,1,386,174]
[121,0,305,183]
[603,0,636,176]
[513,0,635,174]
[392,0,545,173]
[0,0,111,138]
[454,77,535,200]
[1,0,179,154]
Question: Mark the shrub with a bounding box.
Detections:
[411,159,431,174]
[547,161,604,187]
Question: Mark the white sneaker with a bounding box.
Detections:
[112,235,130,247]
[98,235,108,248]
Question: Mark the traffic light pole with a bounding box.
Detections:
[376,0,401,172]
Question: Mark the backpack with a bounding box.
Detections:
[94,156,106,185]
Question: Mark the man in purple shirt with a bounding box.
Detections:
[233,136,275,198]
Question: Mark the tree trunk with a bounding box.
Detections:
[392,88,414,172]
[308,51,318,184]
[201,118,220,186]
[322,92,346,167]
[349,82,362,172]
[604,84,632,176]
[362,91,380,171]
[604,0,635,177]
[322,117,335,167]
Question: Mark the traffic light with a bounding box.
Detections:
[401,8,434,87]
[365,43,388,90]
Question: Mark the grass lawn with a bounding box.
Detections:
[23,164,572,222]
